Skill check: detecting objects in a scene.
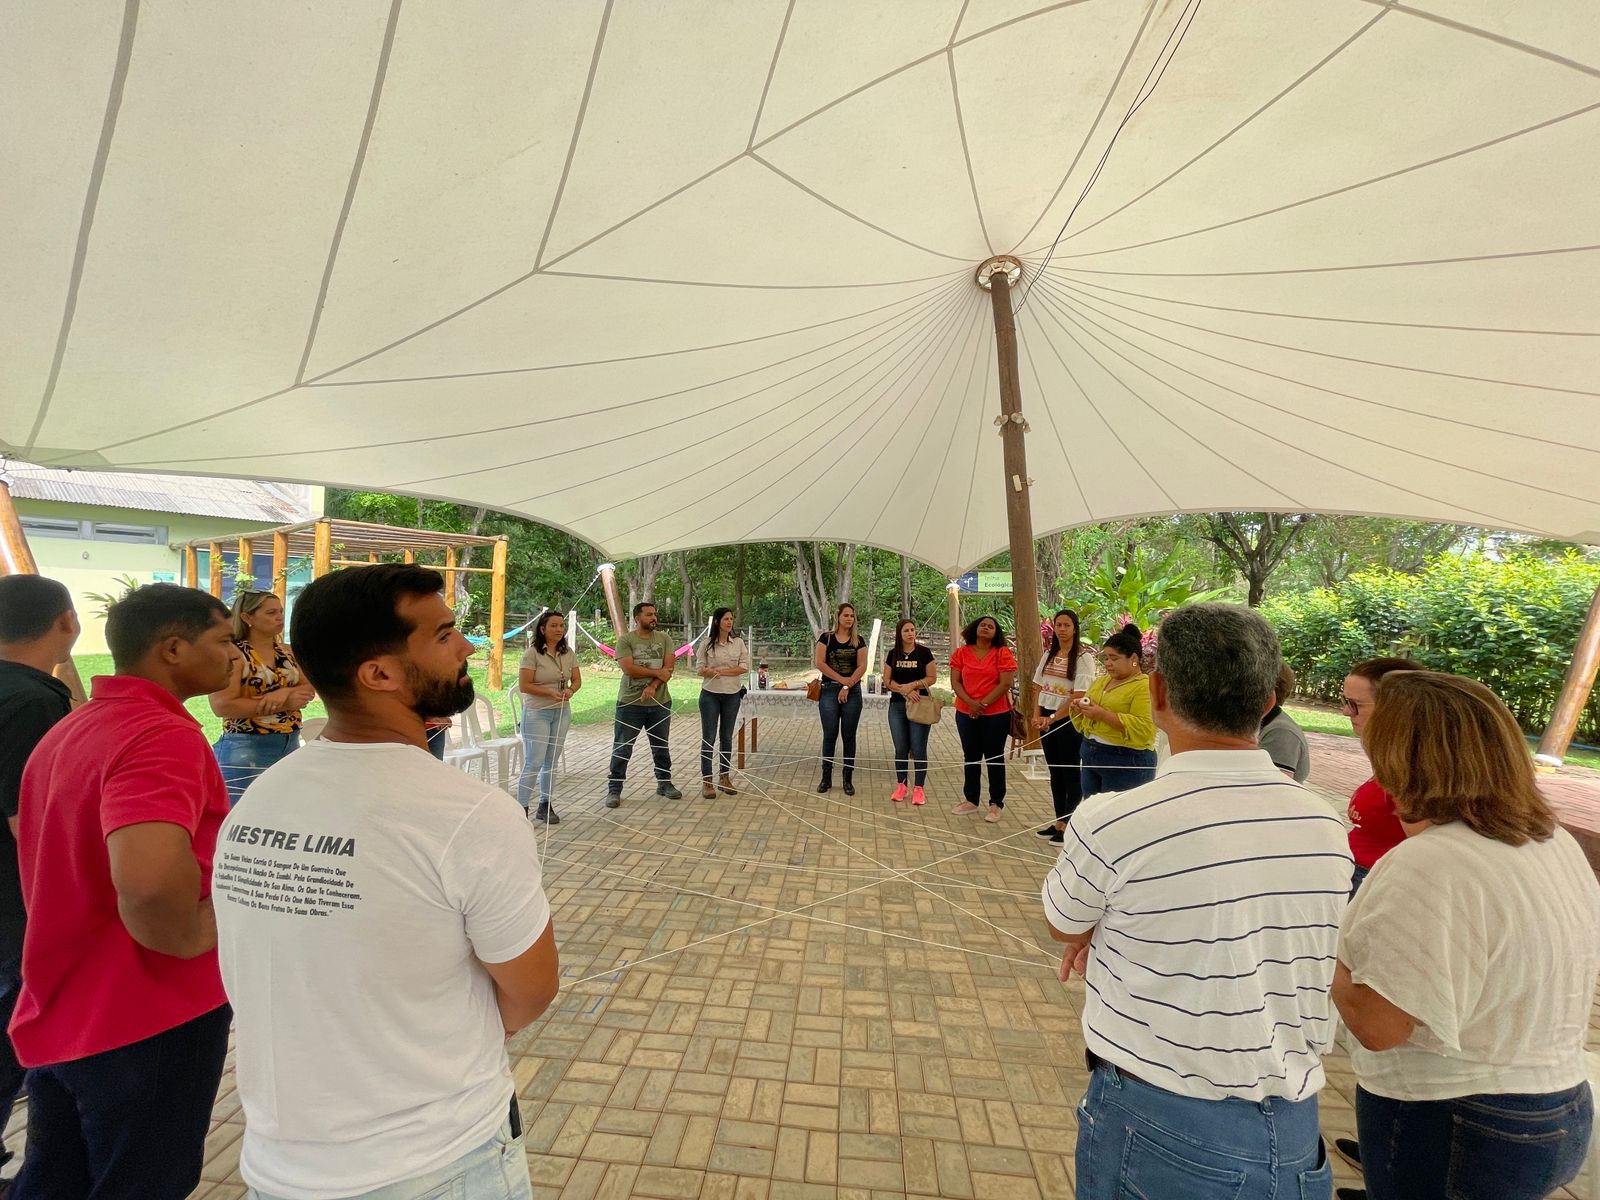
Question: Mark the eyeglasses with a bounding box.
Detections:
[1341,697,1367,714]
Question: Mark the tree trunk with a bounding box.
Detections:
[791,541,858,633]
[1035,534,1064,611]
[677,554,696,647]
[899,554,912,617]
[452,506,488,619]
[1199,513,1308,607]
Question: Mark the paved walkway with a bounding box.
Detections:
[4,716,1598,1199]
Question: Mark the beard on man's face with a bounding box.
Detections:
[406,660,475,718]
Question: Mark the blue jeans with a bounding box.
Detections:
[817,684,863,784]
[699,690,741,779]
[14,1003,231,1200]
[609,703,673,789]
[955,710,1009,806]
[1080,739,1156,800]
[1075,1060,1331,1200]
[1349,863,1370,897]
[517,705,570,809]
[1355,1082,1591,1200]
[213,730,301,805]
[887,696,930,786]
[247,1115,531,1200]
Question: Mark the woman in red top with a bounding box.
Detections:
[1343,656,1424,894]
[949,616,1017,823]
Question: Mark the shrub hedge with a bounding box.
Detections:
[1260,555,1600,742]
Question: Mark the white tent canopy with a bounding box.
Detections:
[4,0,1598,575]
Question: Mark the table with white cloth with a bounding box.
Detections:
[735,684,892,768]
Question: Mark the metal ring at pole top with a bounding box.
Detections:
[974,255,1023,290]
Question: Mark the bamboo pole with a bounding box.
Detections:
[443,547,457,601]
[0,474,87,703]
[208,543,224,598]
[237,537,255,590]
[1536,583,1600,768]
[271,532,288,601]
[488,538,508,691]
[184,545,200,589]
[980,257,1042,723]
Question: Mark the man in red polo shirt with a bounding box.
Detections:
[1341,656,1424,895]
[10,583,239,1200]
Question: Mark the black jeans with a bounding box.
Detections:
[609,702,674,789]
[0,949,25,1163]
[817,684,862,784]
[1356,1082,1592,1200]
[699,690,741,778]
[886,696,931,786]
[955,711,1009,807]
[1038,707,1084,822]
[14,1003,231,1200]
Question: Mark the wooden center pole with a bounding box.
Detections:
[1536,582,1600,768]
[983,261,1042,723]
[597,563,627,644]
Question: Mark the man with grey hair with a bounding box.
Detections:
[1042,603,1351,1200]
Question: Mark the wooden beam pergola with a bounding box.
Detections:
[175,517,512,689]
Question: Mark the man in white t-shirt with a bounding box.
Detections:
[1042,604,1350,1200]
[213,564,558,1200]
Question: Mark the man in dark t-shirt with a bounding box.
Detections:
[0,575,80,1166]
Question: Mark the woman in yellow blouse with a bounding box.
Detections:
[209,589,315,805]
[1071,622,1157,799]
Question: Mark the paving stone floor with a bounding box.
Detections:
[3,714,1597,1199]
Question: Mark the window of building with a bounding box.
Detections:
[18,516,167,544]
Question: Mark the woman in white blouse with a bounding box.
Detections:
[1030,609,1095,844]
[1333,670,1600,1200]
[517,611,581,824]
[698,607,750,798]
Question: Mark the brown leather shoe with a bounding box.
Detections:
[717,774,738,795]
[701,780,716,799]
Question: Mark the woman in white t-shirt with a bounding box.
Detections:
[1030,609,1095,844]
[698,607,750,798]
[516,612,581,824]
[1333,670,1600,1200]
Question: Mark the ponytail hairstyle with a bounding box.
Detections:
[1102,622,1144,661]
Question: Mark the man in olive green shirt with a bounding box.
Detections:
[606,602,681,807]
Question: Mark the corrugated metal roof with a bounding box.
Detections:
[4,462,313,524]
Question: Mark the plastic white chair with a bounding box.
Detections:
[507,682,567,776]
[465,694,523,793]
[298,717,327,742]
[442,719,489,782]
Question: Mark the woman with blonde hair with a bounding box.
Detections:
[209,589,315,804]
[1333,671,1600,1200]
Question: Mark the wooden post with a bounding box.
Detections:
[0,473,87,703]
[237,537,255,589]
[184,544,199,589]
[488,537,508,691]
[980,256,1042,721]
[271,531,288,601]
[403,548,414,564]
[208,543,224,598]
[443,547,457,601]
[312,519,333,579]
[598,562,627,643]
[1536,582,1600,768]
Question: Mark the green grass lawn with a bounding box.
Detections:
[69,654,704,742]
[1287,702,1600,771]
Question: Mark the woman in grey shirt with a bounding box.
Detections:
[518,611,581,824]
[698,608,749,798]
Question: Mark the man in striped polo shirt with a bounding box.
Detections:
[1042,603,1351,1200]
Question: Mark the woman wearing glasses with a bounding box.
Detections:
[209,589,315,804]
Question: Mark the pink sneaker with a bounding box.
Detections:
[911,786,926,806]
[890,783,908,803]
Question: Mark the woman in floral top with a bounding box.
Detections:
[209,590,315,804]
